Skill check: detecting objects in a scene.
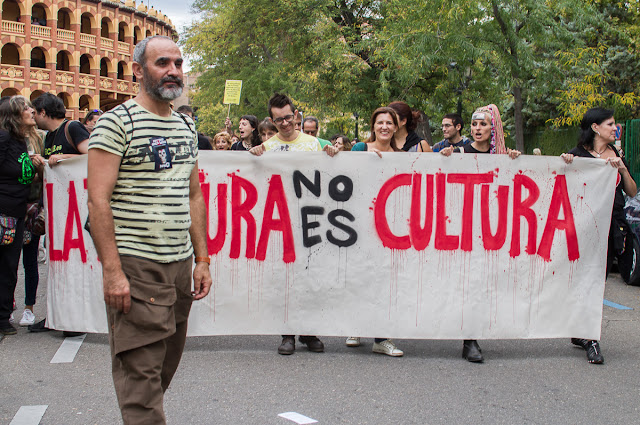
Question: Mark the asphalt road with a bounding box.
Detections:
[2,262,639,425]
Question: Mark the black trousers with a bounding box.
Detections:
[0,218,25,324]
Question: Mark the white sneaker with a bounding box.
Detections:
[19,309,36,326]
[9,312,15,324]
[372,339,404,357]
[346,337,361,347]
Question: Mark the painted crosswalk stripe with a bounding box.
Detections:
[9,405,48,425]
[603,299,633,310]
[278,412,318,424]
[50,334,86,363]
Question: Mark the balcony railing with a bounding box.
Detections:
[101,37,114,50]
[31,25,51,39]
[118,41,130,55]
[29,67,51,82]
[99,76,113,89]
[80,33,96,47]
[116,79,130,92]
[2,21,25,35]
[78,74,96,88]
[56,70,74,85]
[0,64,25,80]
[57,28,74,42]
[132,82,139,93]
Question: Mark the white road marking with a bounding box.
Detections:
[278,412,318,424]
[9,405,48,425]
[50,334,86,363]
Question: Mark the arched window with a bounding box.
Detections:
[101,18,110,38]
[81,13,92,34]
[133,26,142,45]
[57,9,71,30]
[2,0,21,22]
[30,47,46,69]
[30,90,44,102]
[31,4,47,26]
[100,58,109,76]
[58,92,70,108]
[79,94,92,111]
[56,51,70,71]
[118,22,127,42]
[1,88,19,97]
[117,61,125,80]
[1,44,21,65]
[80,54,91,74]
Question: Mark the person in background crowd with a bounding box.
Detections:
[346,107,404,357]
[176,105,213,150]
[533,148,542,155]
[82,109,103,133]
[440,104,520,363]
[258,118,277,142]
[32,93,90,165]
[18,119,46,327]
[302,116,332,148]
[330,134,353,151]
[431,113,472,152]
[249,92,338,355]
[561,107,636,365]
[0,96,40,336]
[213,132,232,150]
[87,35,212,424]
[293,111,303,131]
[231,115,261,151]
[388,101,432,152]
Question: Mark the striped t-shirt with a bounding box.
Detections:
[88,100,198,263]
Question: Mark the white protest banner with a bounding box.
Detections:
[44,153,615,340]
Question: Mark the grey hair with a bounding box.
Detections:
[133,35,173,67]
[302,116,319,128]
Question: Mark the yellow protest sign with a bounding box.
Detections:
[223,80,242,105]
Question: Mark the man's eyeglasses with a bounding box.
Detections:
[273,114,294,125]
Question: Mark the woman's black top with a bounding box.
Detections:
[401,131,422,152]
[569,144,632,224]
[0,130,35,217]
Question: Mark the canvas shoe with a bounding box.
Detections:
[372,339,403,357]
[19,309,36,326]
[345,337,361,347]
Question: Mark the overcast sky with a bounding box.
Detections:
[143,0,202,68]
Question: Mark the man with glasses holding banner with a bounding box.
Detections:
[250,93,337,354]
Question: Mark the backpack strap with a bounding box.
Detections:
[63,120,80,153]
[118,102,135,162]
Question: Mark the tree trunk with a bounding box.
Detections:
[513,86,525,152]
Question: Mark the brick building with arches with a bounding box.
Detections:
[0,0,177,119]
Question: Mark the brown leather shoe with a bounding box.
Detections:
[278,336,295,355]
[299,336,324,352]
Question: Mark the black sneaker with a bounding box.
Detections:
[586,340,604,364]
[0,322,17,335]
[571,338,588,349]
[28,319,51,333]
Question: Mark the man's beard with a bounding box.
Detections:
[143,69,183,101]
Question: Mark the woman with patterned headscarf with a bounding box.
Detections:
[439,104,520,362]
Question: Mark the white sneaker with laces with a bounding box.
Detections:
[372,339,404,357]
[19,309,36,326]
[345,337,361,347]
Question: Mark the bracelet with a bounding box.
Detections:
[195,256,210,265]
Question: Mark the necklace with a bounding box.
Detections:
[592,145,608,157]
